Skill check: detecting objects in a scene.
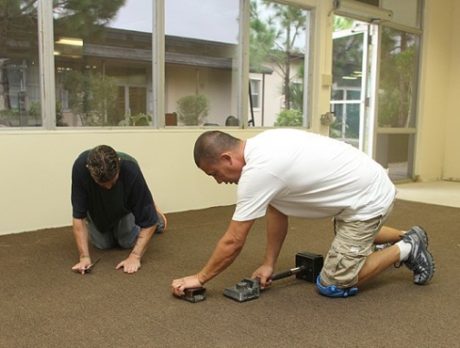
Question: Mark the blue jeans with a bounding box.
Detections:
[87,213,140,249]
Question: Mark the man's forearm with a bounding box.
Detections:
[72,218,90,258]
[264,206,288,267]
[130,225,156,259]
[197,236,243,284]
[197,220,254,284]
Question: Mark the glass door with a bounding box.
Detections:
[330,17,375,154]
[374,27,420,181]
[331,17,419,181]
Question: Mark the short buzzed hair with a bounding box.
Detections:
[86,145,120,182]
[193,131,240,167]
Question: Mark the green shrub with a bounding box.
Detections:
[176,94,209,126]
[274,109,302,127]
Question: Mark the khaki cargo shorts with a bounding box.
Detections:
[319,204,393,288]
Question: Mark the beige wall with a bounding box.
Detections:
[416,0,458,181]
[443,0,460,180]
[0,129,260,235]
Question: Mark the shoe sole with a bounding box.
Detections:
[414,248,435,285]
[404,226,435,285]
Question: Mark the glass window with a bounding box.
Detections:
[357,0,422,28]
[54,0,153,127]
[250,79,261,109]
[355,0,380,6]
[249,0,311,127]
[378,27,419,128]
[330,100,360,148]
[375,133,415,180]
[1,1,319,130]
[165,0,240,127]
[344,103,360,139]
[0,1,41,127]
[331,90,344,101]
[346,90,361,100]
[381,0,421,28]
[330,103,344,138]
[354,0,421,29]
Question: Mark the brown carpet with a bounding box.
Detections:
[0,200,459,348]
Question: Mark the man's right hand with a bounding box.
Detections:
[171,275,203,297]
[72,256,92,275]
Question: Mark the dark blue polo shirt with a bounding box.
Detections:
[71,151,158,233]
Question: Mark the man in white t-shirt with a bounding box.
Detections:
[171,129,435,298]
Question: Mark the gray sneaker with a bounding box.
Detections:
[402,226,435,285]
[405,226,428,247]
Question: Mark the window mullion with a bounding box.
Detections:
[38,0,56,129]
[239,0,250,128]
[153,0,165,128]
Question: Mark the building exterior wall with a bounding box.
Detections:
[165,65,234,126]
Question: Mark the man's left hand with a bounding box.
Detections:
[116,253,141,274]
[251,264,274,289]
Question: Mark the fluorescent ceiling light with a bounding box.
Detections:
[55,38,83,46]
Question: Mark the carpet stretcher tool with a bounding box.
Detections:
[84,257,101,273]
[178,287,207,303]
[223,251,324,302]
[72,257,101,274]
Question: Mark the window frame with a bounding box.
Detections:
[1,0,320,131]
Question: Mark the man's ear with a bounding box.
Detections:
[220,152,233,165]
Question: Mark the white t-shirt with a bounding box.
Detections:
[232,129,396,222]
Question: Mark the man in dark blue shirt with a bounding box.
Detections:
[71,145,166,274]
